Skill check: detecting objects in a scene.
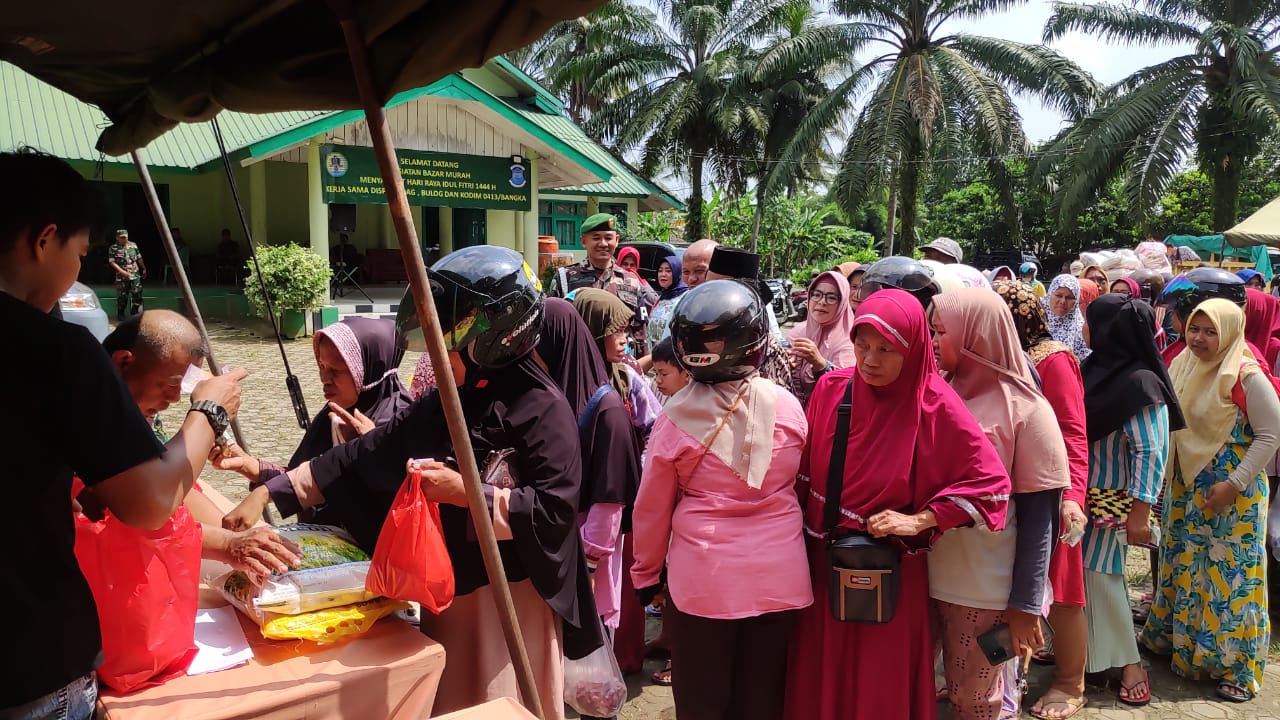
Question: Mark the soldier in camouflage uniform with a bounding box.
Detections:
[547,213,657,356]
[107,228,146,320]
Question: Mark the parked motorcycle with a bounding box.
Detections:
[790,287,808,322]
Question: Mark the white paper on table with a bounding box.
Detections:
[188,606,255,675]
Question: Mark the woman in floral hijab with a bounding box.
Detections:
[1044,274,1092,360]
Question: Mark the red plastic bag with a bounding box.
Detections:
[366,469,455,613]
[73,503,201,693]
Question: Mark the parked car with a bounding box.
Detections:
[59,281,110,341]
[616,240,689,286]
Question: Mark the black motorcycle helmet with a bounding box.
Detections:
[857,256,939,308]
[1128,268,1165,303]
[669,279,769,384]
[1158,266,1247,319]
[395,245,544,368]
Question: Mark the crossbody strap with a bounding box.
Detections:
[823,376,857,534]
[577,384,614,434]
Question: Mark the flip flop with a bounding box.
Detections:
[1118,670,1151,707]
[650,660,673,686]
[1216,681,1255,703]
[1028,690,1086,720]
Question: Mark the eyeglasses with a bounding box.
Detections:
[810,290,841,305]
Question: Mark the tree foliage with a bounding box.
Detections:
[1037,0,1280,234]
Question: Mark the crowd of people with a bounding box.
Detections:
[4,147,1279,720]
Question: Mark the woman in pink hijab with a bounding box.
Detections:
[930,288,1071,719]
[783,289,1010,720]
[787,270,857,405]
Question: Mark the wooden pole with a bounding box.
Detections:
[329,3,545,717]
[130,150,250,451]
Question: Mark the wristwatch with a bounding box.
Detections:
[189,400,231,448]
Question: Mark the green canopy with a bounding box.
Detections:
[0,0,602,154]
[1165,233,1273,281]
[1224,195,1280,250]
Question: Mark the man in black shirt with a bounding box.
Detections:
[0,149,247,718]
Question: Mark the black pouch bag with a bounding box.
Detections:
[823,377,901,623]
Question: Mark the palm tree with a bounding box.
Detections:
[505,1,664,123]
[728,3,860,251]
[770,0,1100,253]
[580,0,806,241]
[1038,0,1280,233]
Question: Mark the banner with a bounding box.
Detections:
[320,144,531,211]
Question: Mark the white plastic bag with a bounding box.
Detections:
[563,642,627,717]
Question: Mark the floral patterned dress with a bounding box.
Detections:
[1139,412,1271,693]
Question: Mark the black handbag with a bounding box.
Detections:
[824,376,901,623]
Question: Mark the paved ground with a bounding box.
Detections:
[165,322,1279,720]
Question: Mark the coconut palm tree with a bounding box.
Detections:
[505,1,665,124]
[770,0,1100,253]
[580,0,807,241]
[1038,0,1280,233]
[726,2,861,250]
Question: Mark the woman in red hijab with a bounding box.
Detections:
[782,289,1011,720]
[1244,288,1280,372]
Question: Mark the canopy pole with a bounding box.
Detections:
[129,150,249,451]
[329,3,545,718]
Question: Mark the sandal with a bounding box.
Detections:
[1118,669,1151,707]
[1031,648,1056,665]
[650,660,673,686]
[1028,690,1086,720]
[1216,681,1254,703]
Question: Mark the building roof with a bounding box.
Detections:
[0,62,330,171]
[514,108,682,211]
[2,58,680,209]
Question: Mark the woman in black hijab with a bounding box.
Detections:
[226,247,600,719]
[536,298,642,695]
[213,317,413,525]
[1078,294,1183,706]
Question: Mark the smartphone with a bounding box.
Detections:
[976,618,1055,666]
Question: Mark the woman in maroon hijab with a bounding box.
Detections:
[783,289,1011,720]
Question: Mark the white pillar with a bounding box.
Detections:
[439,206,454,255]
[523,152,540,271]
[306,139,329,265]
[249,161,269,245]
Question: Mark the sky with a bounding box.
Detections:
[637,0,1197,195]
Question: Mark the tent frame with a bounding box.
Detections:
[124,2,546,716]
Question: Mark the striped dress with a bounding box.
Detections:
[1082,404,1170,575]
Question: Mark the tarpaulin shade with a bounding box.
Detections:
[1225,196,1280,250]
[1165,233,1274,281]
[0,0,602,155]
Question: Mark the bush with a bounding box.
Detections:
[244,243,332,317]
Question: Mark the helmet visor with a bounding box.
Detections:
[395,273,494,352]
[1158,275,1195,307]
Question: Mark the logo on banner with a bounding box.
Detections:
[326,152,349,178]
[509,164,527,188]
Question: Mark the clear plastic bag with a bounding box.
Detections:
[221,571,407,643]
[253,561,375,614]
[563,642,627,717]
[228,524,376,616]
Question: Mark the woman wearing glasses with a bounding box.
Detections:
[787,270,857,406]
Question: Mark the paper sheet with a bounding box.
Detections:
[188,606,255,675]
